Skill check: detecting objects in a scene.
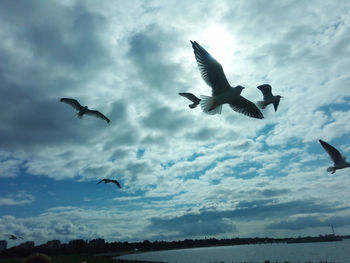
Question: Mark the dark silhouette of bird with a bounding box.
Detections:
[190,40,263,119]
[5,234,23,240]
[179,92,201,109]
[257,84,283,112]
[60,98,110,123]
[319,139,350,174]
[97,178,121,188]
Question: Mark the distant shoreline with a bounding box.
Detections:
[1,235,348,260]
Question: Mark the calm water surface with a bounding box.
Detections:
[117,239,350,263]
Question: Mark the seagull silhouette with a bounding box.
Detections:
[60,98,110,124]
[257,84,283,112]
[5,234,23,240]
[319,139,350,174]
[190,41,263,119]
[97,178,121,188]
[179,92,201,109]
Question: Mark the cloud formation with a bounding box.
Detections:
[0,0,350,246]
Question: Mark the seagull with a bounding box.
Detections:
[5,234,23,240]
[190,40,263,119]
[60,98,110,124]
[319,139,350,174]
[179,92,201,109]
[97,178,121,188]
[257,84,283,112]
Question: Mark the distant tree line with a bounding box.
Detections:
[0,234,348,259]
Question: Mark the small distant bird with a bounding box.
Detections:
[190,40,263,119]
[319,139,350,174]
[5,234,23,240]
[257,84,283,112]
[60,98,110,124]
[179,92,201,109]
[97,178,121,188]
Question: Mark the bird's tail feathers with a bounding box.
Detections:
[257,101,268,109]
[200,95,222,115]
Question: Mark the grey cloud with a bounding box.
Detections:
[266,215,350,230]
[109,148,133,161]
[107,100,128,122]
[150,216,236,238]
[104,128,139,149]
[260,188,291,197]
[126,24,186,93]
[187,127,223,142]
[149,199,348,237]
[0,93,111,151]
[0,1,117,152]
[0,1,113,73]
[141,105,191,133]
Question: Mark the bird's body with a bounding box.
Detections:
[190,41,263,119]
[179,92,201,109]
[60,98,110,124]
[257,84,282,112]
[5,234,23,240]
[319,139,350,174]
[97,178,121,188]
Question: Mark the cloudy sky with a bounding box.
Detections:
[1,0,350,247]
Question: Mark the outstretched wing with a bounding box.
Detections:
[229,96,264,119]
[97,179,105,184]
[319,139,345,165]
[257,84,273,100]
[60,98,84,111]
[112,180,122,188]
[85,110,110,123]
[191,41,230,96]
[5,234,17,240]
[179,93,201,104]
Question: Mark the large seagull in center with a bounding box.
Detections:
[189,41,263,119]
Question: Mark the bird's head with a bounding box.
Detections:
[235,85,245,92]
[277,95,283,99]
[258,84,272,89]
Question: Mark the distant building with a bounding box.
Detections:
[68,239,87,250]
[18,241,35,249]
[46,240,61,249]
[88,238,105,250]
[0,240,7,251]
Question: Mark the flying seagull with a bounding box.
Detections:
[60,98,110,124]
[5,234,23,240]
[319,139,350,174]
[190,40,263,119]
[97,178,121,188]
[179,92,201,109]
[257,84,283,112]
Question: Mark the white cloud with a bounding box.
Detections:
[0,191,35,206]
[0,0,350,245]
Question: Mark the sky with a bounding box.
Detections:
[1,0,350,248]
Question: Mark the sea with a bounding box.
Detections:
[116,239,350,263]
